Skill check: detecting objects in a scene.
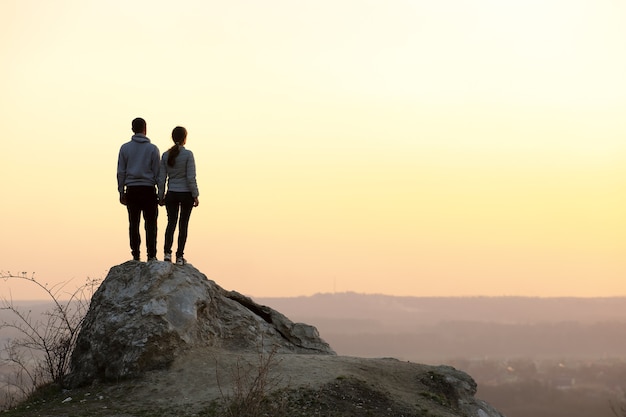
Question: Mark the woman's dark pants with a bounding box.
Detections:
[164,191,194,258]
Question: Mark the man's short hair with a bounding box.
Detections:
[132,117,146,134]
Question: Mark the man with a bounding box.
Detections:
[117,117,161,261]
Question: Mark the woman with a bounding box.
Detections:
[158,126,199,265]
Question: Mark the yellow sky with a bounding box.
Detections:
[1,0,625,299]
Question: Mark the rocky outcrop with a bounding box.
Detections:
[69,261,334,386]
[65,261,506,417]
[415,365,504,417]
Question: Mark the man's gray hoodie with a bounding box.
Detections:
[117,134,161,197]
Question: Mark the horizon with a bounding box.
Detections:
[1,1,625,300]
[6,289,626,304]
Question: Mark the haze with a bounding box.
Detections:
[1,1,625,299]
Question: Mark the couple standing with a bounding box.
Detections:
[117,117,200,265]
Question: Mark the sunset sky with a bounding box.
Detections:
[1,0,625,300]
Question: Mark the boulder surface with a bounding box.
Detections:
[69,261,334,386]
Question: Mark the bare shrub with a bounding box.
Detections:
[0,271,98,408]
[216,345,288,417]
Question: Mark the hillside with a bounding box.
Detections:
[4,347,504,417]
[0,264,505,417]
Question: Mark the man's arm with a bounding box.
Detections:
[151,146,161,185]
[117,147,127,205]
[157,152,167,202]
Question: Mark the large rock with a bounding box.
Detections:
[69,261,334,386]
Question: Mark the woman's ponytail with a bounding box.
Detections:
[167,126,187,167]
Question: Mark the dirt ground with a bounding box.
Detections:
[136,348,438,413]
[5,348,494,417]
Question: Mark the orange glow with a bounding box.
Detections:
[1,1,625,299]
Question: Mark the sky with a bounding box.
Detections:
[1,0,625,300]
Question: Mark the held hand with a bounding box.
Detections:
[193,197,199,207]
[120,194,127,205]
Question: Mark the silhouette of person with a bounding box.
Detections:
[117,117,161,261]
[158,126,199,265]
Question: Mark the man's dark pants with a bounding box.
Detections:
[126,186,158,260]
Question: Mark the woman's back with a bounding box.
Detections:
[158,147,199,198]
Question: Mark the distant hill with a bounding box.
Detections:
[254,293,626,362]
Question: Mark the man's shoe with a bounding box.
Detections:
[147,257,158,262]
[176,257,186,266]
[164,253,172,262]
